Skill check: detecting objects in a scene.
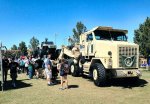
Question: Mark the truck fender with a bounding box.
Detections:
[90,59,103,72]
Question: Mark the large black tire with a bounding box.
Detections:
[92,63,106,86]
[70,63,79,77]
[79,59,83,73]
[80,56,85,64]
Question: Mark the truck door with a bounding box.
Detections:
[87,34,94,57]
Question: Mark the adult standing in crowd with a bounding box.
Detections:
[35,56,43,78]
[28,61,34,79]
[34,56,39,79]
[24,56,29,75]
[44,54,53,86]
[27,56,35,79]
[9,57,19,88]
[2,56,9,83]
[19,58,25,73]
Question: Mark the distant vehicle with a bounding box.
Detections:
[39,41,57,59]
[33,40,60,79]
[140,64,147,67]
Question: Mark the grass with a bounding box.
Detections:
[0,70,150,104]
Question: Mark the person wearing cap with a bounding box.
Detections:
[24,56,29,75]
[2,56,9,83]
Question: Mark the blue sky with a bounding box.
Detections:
[0,0,150,49]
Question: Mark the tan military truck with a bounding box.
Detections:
[68,26,141,86]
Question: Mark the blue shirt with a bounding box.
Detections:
[44,58,52,69]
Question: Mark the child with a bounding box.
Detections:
[58,59,69,90]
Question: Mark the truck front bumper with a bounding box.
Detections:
[112,69,142,78]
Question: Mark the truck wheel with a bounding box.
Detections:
[71,63,79,77]
[79,59,83,70]
[80,56,85,64]
[93,63,106,86]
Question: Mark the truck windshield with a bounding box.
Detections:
[94,30,127,41]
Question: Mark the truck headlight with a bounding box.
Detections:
[108,58,112,65]
[108,58,112,68]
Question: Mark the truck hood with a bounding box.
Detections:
[94,40,139,58]
[94,40,139,68]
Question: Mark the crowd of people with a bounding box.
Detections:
[2,54,69,90]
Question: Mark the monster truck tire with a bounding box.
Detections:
[93,63,106,86]
[70,63,79,77]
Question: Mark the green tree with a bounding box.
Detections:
[11,44,18,50]
[134,17,150,58]
[71,21,87,45]
[18,41,27,56]
[29,36,39,51]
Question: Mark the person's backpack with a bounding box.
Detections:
[60,63,69,75]
[34,63,39,69]
[60,64,65,76]
[64,64,69,73]
[20,60,25,66]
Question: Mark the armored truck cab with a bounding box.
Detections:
[40,41,57,60]
[77,26,141,86]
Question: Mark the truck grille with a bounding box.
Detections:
[119,47,137,68]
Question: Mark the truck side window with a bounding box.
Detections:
[86,34,93,41]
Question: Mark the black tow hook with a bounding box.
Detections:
[128,71,133,74]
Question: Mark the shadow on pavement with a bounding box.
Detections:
[49,79,61,85]
[68,85,79,89]
[53,79,79,89]
[0,80,32,91]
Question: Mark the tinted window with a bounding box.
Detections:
[94,30,127,41]
[87,34,93,41]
